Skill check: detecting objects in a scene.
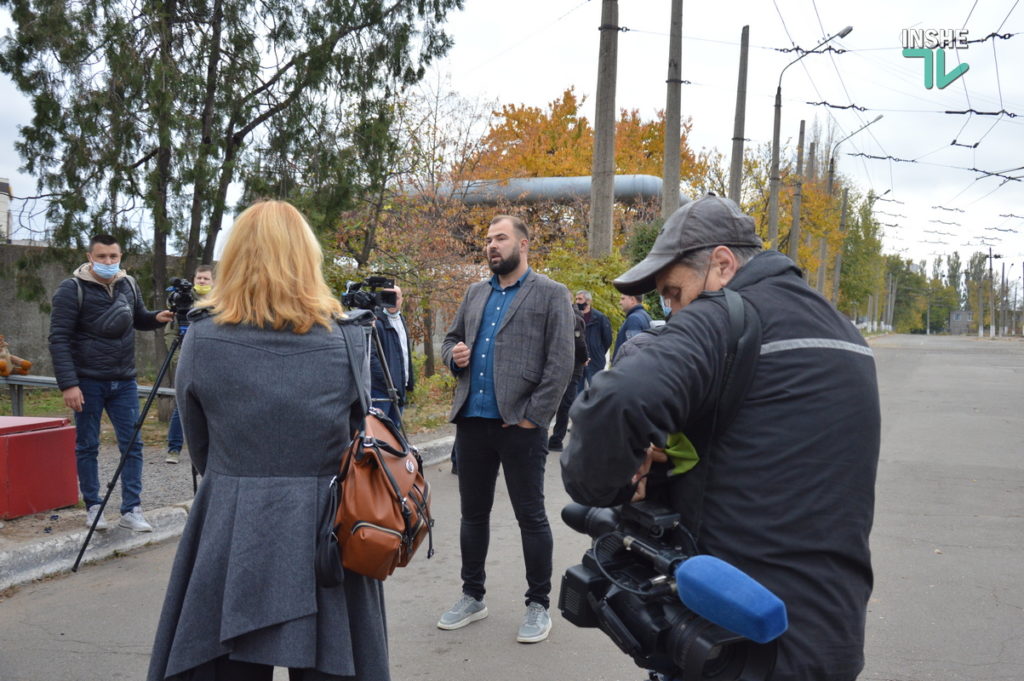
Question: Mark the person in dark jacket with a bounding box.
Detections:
[611,293,652,362]
[574,290,611,392]
[369,285,415,428]
[547,300,589,451]
[148,200,390,681]
[561,195,880,681]
[48,234,173,533]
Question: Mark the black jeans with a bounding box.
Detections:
[549,373,581,444]
[455,417,553,609]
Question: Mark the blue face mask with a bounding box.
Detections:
[92,261,121,279]
[660,296,673,318]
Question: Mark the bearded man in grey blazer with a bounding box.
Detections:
[437,215,574,644]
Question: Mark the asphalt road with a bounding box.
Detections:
[0,334,1021,681]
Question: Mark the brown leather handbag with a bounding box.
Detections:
[334,409,433,581]
[315,316,433,585]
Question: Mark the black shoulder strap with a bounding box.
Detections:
[75,275,141,309]
[716,288,761,432]
[683,287,762,540]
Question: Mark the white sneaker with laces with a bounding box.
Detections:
[119,506,154,532]
[85,505,110,531]
[517,602,552,643]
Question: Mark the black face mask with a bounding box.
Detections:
[576,303,587,312]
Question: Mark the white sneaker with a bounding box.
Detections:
[85,505,110,531]
[118,506,154,532]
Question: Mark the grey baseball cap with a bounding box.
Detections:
[614,194,762,295]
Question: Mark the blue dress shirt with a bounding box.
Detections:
[458,268,531,419]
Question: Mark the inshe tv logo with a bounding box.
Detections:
[902,29,970,89]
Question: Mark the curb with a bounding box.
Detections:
[0,437,455,593]
[0,503,191,592]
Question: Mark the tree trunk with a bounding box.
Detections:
[185,0,223,272]
[422,301,435,378]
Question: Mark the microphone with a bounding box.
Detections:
[674,555,788,644]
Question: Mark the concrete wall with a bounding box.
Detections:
[0,243,180,377]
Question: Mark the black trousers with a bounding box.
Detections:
[549,373,581,444]
[455,417,553,608]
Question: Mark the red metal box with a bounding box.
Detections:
[0,416,78,519]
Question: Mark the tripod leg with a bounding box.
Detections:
[72,332,184,572]
[369,322,408,440]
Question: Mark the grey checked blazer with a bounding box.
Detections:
[442,269,575,426]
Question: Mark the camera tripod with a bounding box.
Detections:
[72,308,193,572]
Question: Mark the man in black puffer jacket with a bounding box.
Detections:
[49,234,173,533]
[562,195,880,681]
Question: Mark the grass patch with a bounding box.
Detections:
[402,369,455,434]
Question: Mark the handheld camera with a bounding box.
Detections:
[342,276,397,311]
[559,501,787,681]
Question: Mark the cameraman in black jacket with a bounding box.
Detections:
[561,195,880,681]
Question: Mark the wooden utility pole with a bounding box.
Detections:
[589,0,619,257]
[787,120,805,264]
[662,0,683,218]
[728,25,749,204]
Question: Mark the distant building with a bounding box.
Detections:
[0,177,11,243]
[949,309,973,335]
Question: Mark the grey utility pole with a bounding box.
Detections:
[787,120,805,264]
[589,0,619,257]
[989,247,997,338]
[728,25,750,204]
[662,0,683,218]
[831,188,848,303]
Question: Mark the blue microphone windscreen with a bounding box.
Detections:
[674,555,788,644]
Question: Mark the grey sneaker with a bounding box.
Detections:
[118,506,153,532]
[437,594,488,630]
[517,602,552,643]
[85,505,109,531]
[165,449,180,464]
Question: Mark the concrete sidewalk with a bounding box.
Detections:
[0,432,455,593]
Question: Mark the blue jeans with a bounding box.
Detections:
[167,406,183,451]
[455,418,553,608]
[74,378,144,514]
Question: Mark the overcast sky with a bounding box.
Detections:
[3,0,1023,282]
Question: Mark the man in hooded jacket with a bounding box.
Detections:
[49,233,173,532]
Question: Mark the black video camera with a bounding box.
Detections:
[166,278,195,314]
[342,276,397,311]
[559,501,785,681]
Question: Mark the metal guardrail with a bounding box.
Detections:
[0,374,175,417]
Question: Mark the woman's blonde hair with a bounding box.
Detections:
[199,200,343,333]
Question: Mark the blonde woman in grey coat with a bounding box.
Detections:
[148,200,389,681]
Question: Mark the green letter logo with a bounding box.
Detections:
[904,48,969,89]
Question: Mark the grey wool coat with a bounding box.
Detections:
[147,311,390,681]
[441,269,575,426]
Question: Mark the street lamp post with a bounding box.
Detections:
[822,114,883,296]
[768,25,852,249]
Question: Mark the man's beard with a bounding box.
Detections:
[488,248,520,275]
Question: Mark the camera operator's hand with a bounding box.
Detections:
[631,444,668,502]
[156,310,174,323]
[62,386,84,412]
[452,341,471,368]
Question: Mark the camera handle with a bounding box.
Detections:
[72,325,187,572]
[367,319,409,442]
